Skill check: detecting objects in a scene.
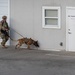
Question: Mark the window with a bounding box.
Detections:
[42,6,61,29]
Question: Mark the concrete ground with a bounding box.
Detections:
[0,47,75,75]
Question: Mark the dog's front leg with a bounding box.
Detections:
[27,44,30,49]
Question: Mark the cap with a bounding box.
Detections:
[2,16,7,19]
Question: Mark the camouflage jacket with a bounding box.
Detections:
[0,20,9,31]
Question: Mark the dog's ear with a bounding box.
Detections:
[25,37,27,38]
[36,40,38,42]
[30,38,32,40]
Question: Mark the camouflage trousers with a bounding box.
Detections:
[0,32,9,46]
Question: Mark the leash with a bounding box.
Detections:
[0,28,25,41]
[10,28,25,38]
[9,36,17,42]
[9,28,26,42]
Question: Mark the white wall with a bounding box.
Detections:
[10,0,75,50]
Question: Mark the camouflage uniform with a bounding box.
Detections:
[0,16,9,47]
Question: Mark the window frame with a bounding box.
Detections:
[42,6,61,29]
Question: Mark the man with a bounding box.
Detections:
[0,16,9,48]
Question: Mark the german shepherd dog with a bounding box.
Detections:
[15,37,39,49]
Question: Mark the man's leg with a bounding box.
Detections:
[1,34,9,48]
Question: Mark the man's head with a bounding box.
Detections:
[2,16,7,20]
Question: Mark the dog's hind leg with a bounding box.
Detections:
[15,43,21,49]
[15,44,19,49]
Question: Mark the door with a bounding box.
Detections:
[66,7,75,51]
[0,0,10,45]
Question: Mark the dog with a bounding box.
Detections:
[15,37,39,49]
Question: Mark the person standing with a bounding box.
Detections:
[0,15,9,48]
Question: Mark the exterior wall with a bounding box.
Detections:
[10,0,34,47]
[10,0,75,50]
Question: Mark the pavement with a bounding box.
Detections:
[0,46,75,75]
